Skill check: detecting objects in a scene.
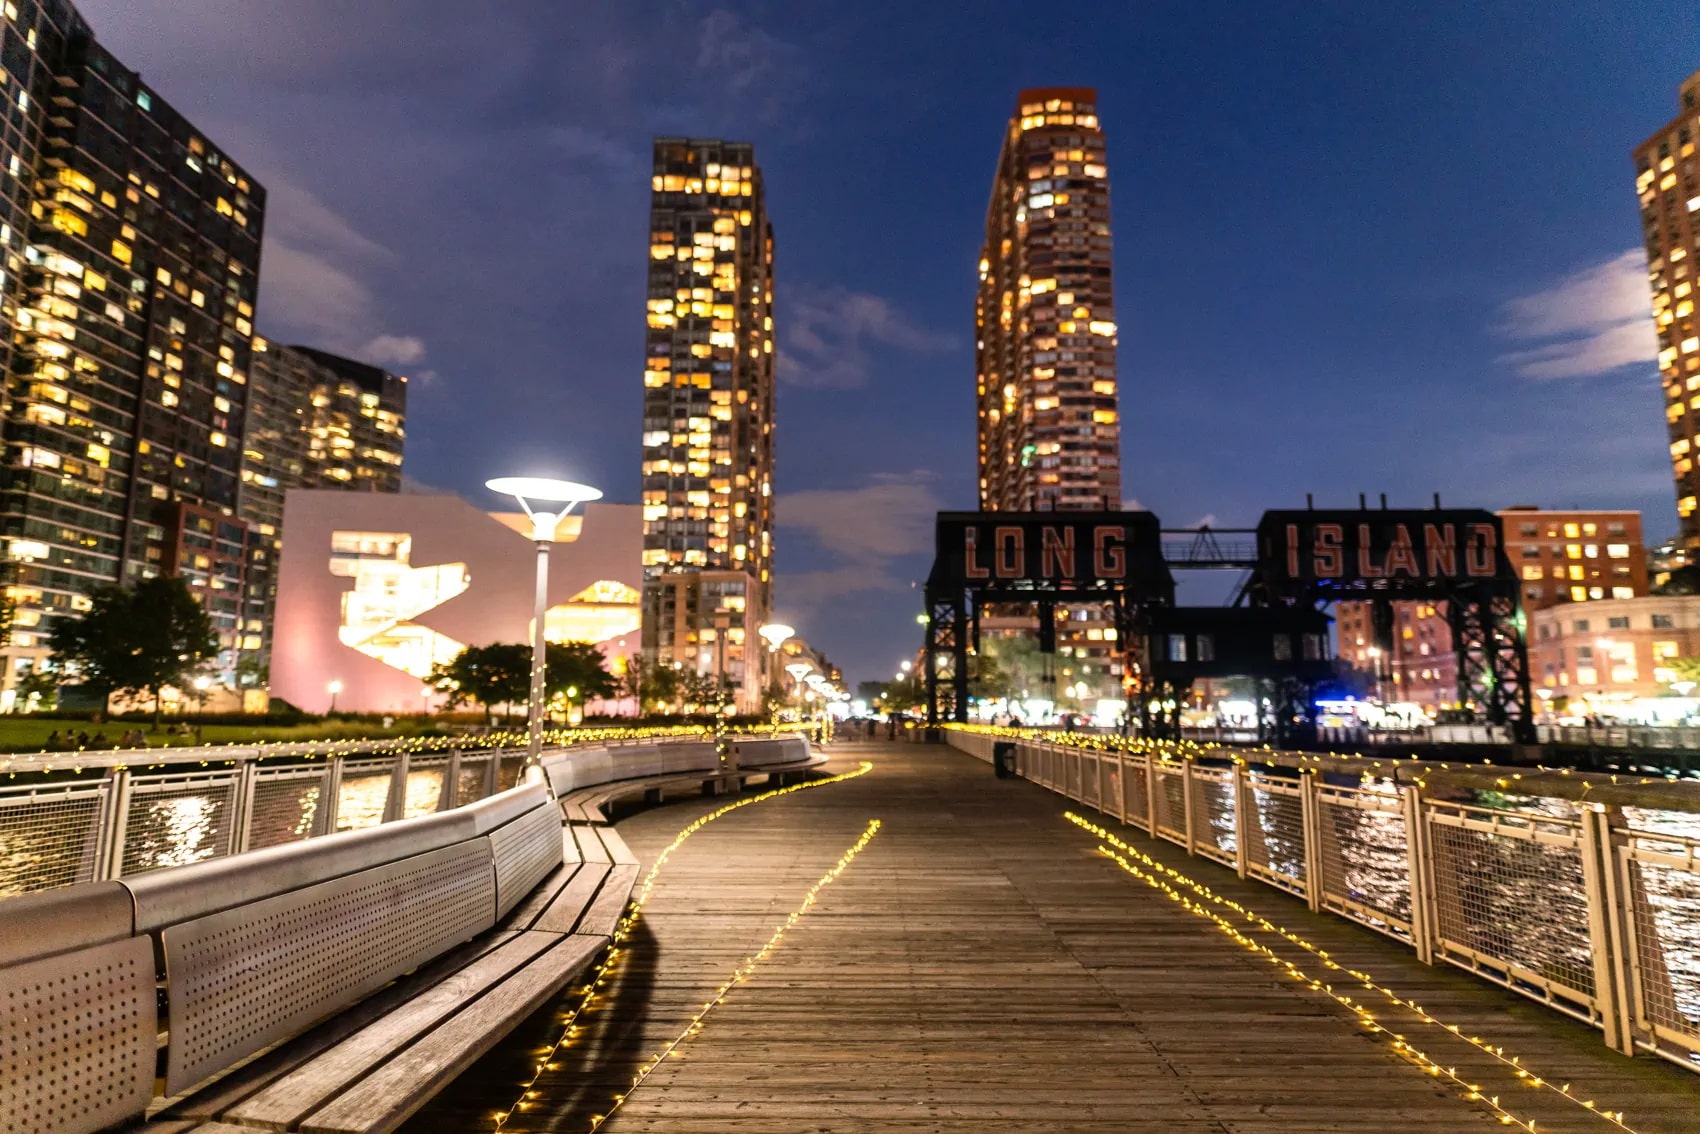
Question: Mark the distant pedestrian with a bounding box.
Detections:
[75,730,90,748]
[45,729,60,751]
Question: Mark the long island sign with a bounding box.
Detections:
[1256,509,1514,586]
[931,511,1171,592]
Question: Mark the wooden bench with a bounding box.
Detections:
[143,824,642,1134]
[552,734,827,824]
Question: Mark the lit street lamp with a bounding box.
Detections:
[327,679,342,714]
[486,476,603,770]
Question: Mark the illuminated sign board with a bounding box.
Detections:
[931,512,1169,590]
[1256,510,1512,586]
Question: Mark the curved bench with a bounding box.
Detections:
[547,734,824,823]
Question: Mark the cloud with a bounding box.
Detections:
[257,172,431,369]
[776,472,942,608]
[359,334,428,367]
[1496,250,1657,380]
[1121,498,1148,511]
[696,9,796,94]
[1186,513,1219,529]
[778,286,954,389]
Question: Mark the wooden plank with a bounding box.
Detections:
[575,862,638,939]
[224,931,560,1130]
[499,859,582,932]
[572,824,611,864]
[300,933,605,1134]
[594,825,639,866]
[532,861,609,934]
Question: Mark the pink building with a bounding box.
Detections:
[272,491,642,714]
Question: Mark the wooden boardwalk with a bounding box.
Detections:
[402,742,1700,1133]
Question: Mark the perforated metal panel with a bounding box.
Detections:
[161,839,495,1094]
[0,935,154,1134]
[489,804,563,919]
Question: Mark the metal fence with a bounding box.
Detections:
[0,745,532,896]
[954,727,1700,1073]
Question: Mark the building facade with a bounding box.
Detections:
[1336,508,1651,711]
[272,493,640,715]
[239,338,406,667]
[1530,594,1700,706]
[0,4,265,686]
[1634,70,1700,547]
[976,87,1120,513]
[637,137,775,713]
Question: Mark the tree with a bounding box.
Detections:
[431,641,619,723]
[1667,655,1700,686]
[15,663,56,711]
[430,643,530,723]
[545,641,616,702]
[48,575,219,722]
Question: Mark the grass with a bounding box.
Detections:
[0,716,455,754]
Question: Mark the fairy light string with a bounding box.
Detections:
[1066,811,1637,1132]
[492,760,875,1130]
[586,818,883,1132]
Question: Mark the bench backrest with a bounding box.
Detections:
[0,779,562,1125]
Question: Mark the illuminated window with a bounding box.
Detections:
[329,531,469,678]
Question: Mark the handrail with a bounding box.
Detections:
[945,723,1700,1072]
[0,732,762,1133]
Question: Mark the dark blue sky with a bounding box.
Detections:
[83,1,1697,684]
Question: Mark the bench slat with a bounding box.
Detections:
[533,861,610,934]
[572,824,611,864]
[299,933,605,1134]
[595,826,640,867]
[576,863,639,939]
[500,859,582,932]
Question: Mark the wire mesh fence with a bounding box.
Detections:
[119,770,240,877]
[0,779,107,895]
[1242,771,1307,896]
[1619,811,1700,1057]
[1315,781,1411,941]
[247,769,324,851]
[1188,766,1237,867]
[1124,758,1151,832]
[1152,763,1186,844]
[1078,752,1100,808]
[1424,800,1596,1018]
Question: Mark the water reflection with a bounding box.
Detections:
[121,793,230,875]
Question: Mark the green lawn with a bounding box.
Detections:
[0,716,452,754]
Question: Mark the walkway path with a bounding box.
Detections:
[403,741,1700,1133]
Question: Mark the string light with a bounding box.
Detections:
[1066,811,1638,1132]
[492,760,875,1130]
[586,818,883,1131]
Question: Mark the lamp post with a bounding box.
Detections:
[757,622,794,723]
[486,476,603,771]
[784,661,813,711]
[327,680,342,714]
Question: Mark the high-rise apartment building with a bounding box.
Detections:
[1634,70,1700,546]
[0,3,264,681]
[637,137,774,712]
[976,87,1120,512]
[238,338,406,663]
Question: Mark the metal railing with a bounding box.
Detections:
[945,725,1700,1072]
[0,726,716,897]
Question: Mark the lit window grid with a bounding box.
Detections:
[976,94,1121,513]
[1634,79,1700,546]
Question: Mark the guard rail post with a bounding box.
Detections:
[1298,770,1322,913]
[92,766,132,881]
[437,749,461,812]
[313,756,344,836]
[230,757,259,854]
[481,749,501,800]
[381,752,410,823]
[1401,783,1436,965]
[1581,803,1637,1055]
[1143,751,1158,833]
[1231,762,1250,879]
[1181,758,1197,855]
